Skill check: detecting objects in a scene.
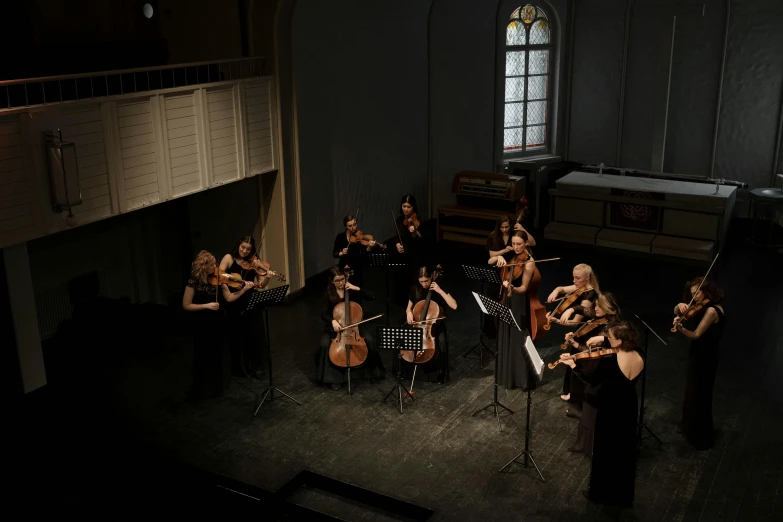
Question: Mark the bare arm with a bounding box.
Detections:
[221,281,254,302]
[514,263,536,294]
[182,286,217,312]
[677,308,718,340]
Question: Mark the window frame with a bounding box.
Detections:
[501,5,556,160]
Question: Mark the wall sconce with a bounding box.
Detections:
[44,129,82,216]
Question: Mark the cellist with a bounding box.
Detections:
[316,266,385,390]
[488,230,537,391]
[404,265,458,384]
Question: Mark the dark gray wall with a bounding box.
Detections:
[568,0,783,197]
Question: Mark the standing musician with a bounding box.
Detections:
[389,194,429,306]
[219,236,272,378]
[560,321,644,507]
[546,263,600,401]
[182,250,254,400]
[404,265,458,384]
[333,214,382,289]
[316,266,385,390]
[673,277,725,450]
[559,292,621,455]
[488,230,537,390]
[487,213,536,260]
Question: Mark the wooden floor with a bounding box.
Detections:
[8,222,783,521]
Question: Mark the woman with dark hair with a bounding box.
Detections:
[183,250,254,400]
[404,265,458,384]
[333,214,383,289]
[561,292,621,455]
[219,236,272,378]
[389,194,429,305]
[488,230,537,390]
[673,277,725,450]
[316,266,385,390]
[562,321,644,508]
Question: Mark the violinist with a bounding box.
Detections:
[219,236,271,378]
[404,265,458,384]
[182,250,253,401]
[388,194,428,306]
[560,321,644,508]
[333,214,381,288]
[673,277,725,450]
[488,230,537,390]
[559,292,620,455]
[546,263,600,329]
[316,266,385,390]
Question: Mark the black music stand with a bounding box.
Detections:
[461,265,501,367]
[245,285,301,416]
[369,253,406,326]
[499,335,546,482]
[379,326,423,414]
[471,291,520,431]
[634,313,665,449]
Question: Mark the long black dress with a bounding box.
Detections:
[388,215,428,307]
[333,232,366,288]
[497,271,532,390]
[561,290,598,402]
[681,306,724,450]
[572,352,641,507]
[567,319,611,456]
[186,278,231,400]
[224,258,267,377]
[315,288,385,386]
[399,282,451,383]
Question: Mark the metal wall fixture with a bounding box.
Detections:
[44,129,82,216]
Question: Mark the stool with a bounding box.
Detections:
[747,187,783,248]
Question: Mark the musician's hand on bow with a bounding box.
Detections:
[332,320,342,332]
[406,310,414,325]
[396,243,404,254]
[203,302,220,311]
[495,257,507,267]
[586,336,603,347]
[547,290,560,303]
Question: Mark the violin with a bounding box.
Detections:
[499,251,528,299]
[329,269,369,369]
[403,265,443,364]
[561,316,608,350]
[403,212,422,238]
[207,270,245,289]
[671,299,710,332]
[547,347,620,370]
[544,286,591,331]
[237,255,287,283]
[349,230,386,249]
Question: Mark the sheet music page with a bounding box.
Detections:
[524,336,545,380]
[472,291,489,314]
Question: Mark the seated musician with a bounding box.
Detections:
[316,266,385,390]
[404,265,458,384]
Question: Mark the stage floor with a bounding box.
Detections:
[10,221,783,521]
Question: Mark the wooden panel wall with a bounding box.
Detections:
[205,87,242,185]
[0,116,34,241]
[162,92,203,198]
[114,99,164,211]
[243,80,276,174]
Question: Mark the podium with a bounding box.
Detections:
[244,285,301,416]
[461,265,501,367]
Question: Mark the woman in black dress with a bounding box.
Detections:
[389,194,428,306]
[673,277,725,450]
[316,266,385,390]
[219,236,272,378]
[488,230,537,390]
[182,250,254,400]
[404,265,458,384]
[560,292,621,455]
[562,321,645,508]
[546,263,600,401]
[332,214,382,289]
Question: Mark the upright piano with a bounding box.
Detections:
[437,171,526,245]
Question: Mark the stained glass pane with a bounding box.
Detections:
[526,126,546,149]
[528,50,549,74]
[530,20,549,45]
[526,75,547,100]
[526,101,546,125]
[521,5,536,24]
[510,7,521,20]
[505,102,524,127]
[506,21,525,46]
[536,7,548,20]
[505,51,525,76]
[504,128,524,151]
[505,78,525,102]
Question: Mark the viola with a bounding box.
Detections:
[349,230,386,249]
[403,265,443,364]
[238,255,287,283]
[671,299,710,332]
[547,347,620,370]
[207,270,244,289]
[561,316,608,350]
[329,270,369,369]
[403,212,422,238]
[544,286,591,331]
[499,251,528,299]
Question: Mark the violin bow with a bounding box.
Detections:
[502,257,560,267]
[390,206,404,247]
[338,314,384,331]
[682,252,720,313]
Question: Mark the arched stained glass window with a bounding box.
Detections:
[504,5,553,153]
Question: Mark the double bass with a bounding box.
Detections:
[328,270,369,369]
[403,265,443,364]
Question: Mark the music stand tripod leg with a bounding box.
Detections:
[499,387,545,482]
[637,329,662,447]
[384,350,413,413]
[472,348,514,431]
[462,279,495,367]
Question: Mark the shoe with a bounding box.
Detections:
[560,393,570,401]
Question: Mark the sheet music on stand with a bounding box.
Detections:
[246,284,290,311]
[379,326,423,414]
[462,266,502,366]
[462,265,502,284]
[523,336,545,382]
[472,292,521,331]
[369,253,407,267]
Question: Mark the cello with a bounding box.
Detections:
[403,265,443,364]
[328,270,369,370]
